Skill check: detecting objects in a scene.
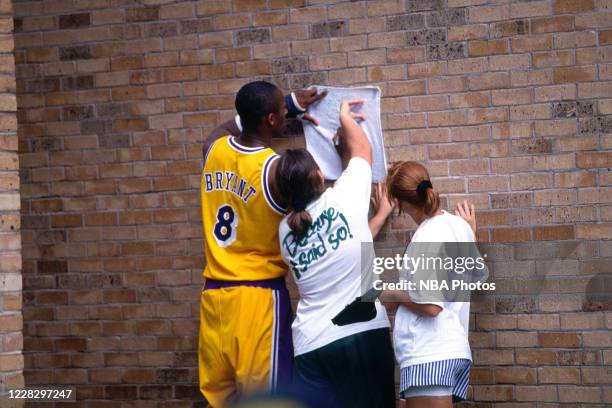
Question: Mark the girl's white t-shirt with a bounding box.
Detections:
[393,210,475,368]
[278,157,390,356]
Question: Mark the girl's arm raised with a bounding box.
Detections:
[337,99,372,166]
[369,182,395,238]
[455,200,477,239]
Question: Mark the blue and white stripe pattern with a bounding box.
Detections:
[400,359,471,400]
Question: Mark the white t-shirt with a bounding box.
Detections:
[393,210,475,368]
[279,157,390,356]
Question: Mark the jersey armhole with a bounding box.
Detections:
[261,154,287,215]
[203,136,228,169]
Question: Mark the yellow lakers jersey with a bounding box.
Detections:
[201,135,287,281]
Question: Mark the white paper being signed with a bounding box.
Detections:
[302,85,387,182]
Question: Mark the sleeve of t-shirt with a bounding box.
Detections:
[330,157,372,217]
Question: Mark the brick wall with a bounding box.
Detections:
[13,0,611,406]
[0,0,21,404]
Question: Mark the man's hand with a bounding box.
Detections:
[294,87,327,109]
[294,87,327,125]
[455,200,476,235]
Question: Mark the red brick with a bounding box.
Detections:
[0,354,23,371]
[496,367,537,384]
[124,7,157,24]
[553,0,595,14]
[387,80,426,97]
[468,5,509,23]
[534,190,577,206]
[599,29,612,45]
[511,0,550,18]
[449,24,488,41]
[491,228,532,242]
[533,16,574,33]
[554,66,597,83]
[539,332,581,348]
[539,367,581,384]
[512,34,553,52]
[576,223,612,240]
[516,350,557,365]
[515,385,558,401]
[387,47,425,63]
[534,225,574,240]
[577,152,612,168]
[468,39,508,57]
[473,385,513,401]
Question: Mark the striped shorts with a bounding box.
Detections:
[400,358,471,401]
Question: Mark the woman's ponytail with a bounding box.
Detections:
[422,185,440,217]
[287,210,313,237]
[276,149,323,237]
[386,161,440,216]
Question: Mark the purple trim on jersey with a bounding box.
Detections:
[262,154,287,215]
[274,281,294,388]
[204,277,286,291]
[270,289,280,390]
[228,136,267,153]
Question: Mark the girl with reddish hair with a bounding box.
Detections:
[384,161,477,408]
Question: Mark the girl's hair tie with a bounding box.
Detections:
[416,180,432,196]
[292,197,307,212]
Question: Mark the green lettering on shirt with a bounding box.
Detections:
[282,207,353,278]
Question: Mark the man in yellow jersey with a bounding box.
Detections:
[199,81,326,407]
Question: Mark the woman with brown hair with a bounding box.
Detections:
[275,100,396,407]
[383,160,477,408]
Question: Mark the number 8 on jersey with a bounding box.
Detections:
[213,204,238,247]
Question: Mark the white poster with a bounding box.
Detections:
[302,85,387,182]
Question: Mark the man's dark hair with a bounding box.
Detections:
[235,81,281,133]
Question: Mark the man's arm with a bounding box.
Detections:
[202,88,328,160]
[293,88,327,125]
[202,117,241,160]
